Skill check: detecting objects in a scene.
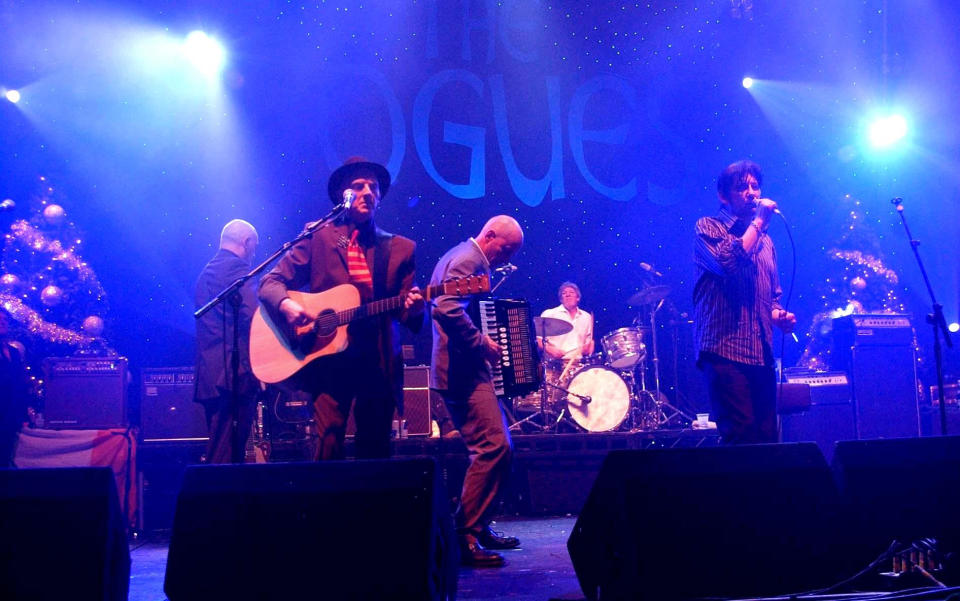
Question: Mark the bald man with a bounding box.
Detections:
[430,215,524,567]
[194,219,260,464]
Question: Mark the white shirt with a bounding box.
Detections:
[540,304,593,360]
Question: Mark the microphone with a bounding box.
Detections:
[341,189,355,209]
[582,396,592,405]
[0,199,14,212]
[494,263,518,275]
[639,262,662,277]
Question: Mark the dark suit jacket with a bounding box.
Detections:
[258,219,421,409]
[429,239,491,395]
[194,248,259,402]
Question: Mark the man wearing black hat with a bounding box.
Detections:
[259,157,424,459]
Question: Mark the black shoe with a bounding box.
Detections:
[459,537,505,567]
[476,525,520,550]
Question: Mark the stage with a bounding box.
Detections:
[138,428,721,533]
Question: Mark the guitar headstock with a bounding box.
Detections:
[437,273,491,297]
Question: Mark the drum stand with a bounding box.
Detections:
[628,299,695,431]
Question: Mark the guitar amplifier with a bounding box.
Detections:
[44,357,129,429]
[141,367,208,441]
[832,314,920,439]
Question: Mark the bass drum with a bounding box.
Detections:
[564,365,630,432]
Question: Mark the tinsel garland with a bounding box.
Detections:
[7,220,98,283]
[0,293,95,346]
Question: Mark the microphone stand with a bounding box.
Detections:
[892,198,953,435]
[194,201,349,461]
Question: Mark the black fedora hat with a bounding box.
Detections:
[327,156,391,204]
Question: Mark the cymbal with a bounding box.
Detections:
[627,285,672,307]
[533,316,573,337]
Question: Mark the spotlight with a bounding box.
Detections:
[949,322,959,334]
[868,114,908,149]
[182,31,226,77]
[4,89,20,103]
[742,77,754,89]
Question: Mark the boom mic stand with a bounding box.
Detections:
[891,197,953,434]
[194,201,350,461]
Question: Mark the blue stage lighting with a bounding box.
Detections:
[4,89,20,103]
[182,31,226,77]
[867,114,908,149]
[949,322,959,334]
[742,77,754,89]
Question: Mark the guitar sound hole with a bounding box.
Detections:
[314,310,338,337]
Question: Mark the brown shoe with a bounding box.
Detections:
[459,537,505,567]
[477,525,520,550]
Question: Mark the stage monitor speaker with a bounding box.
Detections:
[164,457,457,601]
[0,467,130,601]
[44,357,128,429]
[140,367,208,441]
[568,443,850,601]
[832,436,960,560]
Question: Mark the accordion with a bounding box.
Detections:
[472,297,541,398]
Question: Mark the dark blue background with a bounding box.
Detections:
[1,0,958,399]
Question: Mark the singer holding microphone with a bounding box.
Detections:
[258,156,424,460]
[693,160,796,444]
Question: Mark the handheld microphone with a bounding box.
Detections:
[341,189,356,209]
[639,262,662,277]
[494,263,518,275]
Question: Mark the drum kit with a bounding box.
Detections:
[510,283,692,434]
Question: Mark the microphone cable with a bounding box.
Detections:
[774,210,797,400]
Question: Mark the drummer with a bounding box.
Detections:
[539,282,595,375]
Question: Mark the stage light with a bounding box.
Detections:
[742,77,754,89]
[867,114,908,149]
[4,89,20,103]
[949,322,959,334]
[182,31,226,77]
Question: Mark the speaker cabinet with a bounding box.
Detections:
[44,357,128,429]
[1,467,130,601]
[141,367,208,441]
[402,365,435,436]
[848,345,920,438]
[832,316,920,439]
[164,457,457,601]
[781,403,857,462]
[346,365,435,437]
[568,443,849,601]
[832,436,960,559]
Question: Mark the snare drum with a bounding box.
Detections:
[601,327,646,369]
[564,365,631,432]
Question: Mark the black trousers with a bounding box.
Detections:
[441,380,513,535]
[302,352,395,460]
[201,389,256,464]
[701,354,778,444]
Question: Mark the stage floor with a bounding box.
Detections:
[129,516,584,601]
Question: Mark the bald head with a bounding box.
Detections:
[475,215,523,267]
[220,219,259,264]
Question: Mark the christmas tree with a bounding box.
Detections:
[796,194,909,370]
[0,176,110,362]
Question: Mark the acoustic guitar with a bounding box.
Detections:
[250,274,490,383]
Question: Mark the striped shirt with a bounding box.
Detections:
[693,206,783,367]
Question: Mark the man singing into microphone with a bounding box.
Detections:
[693,160,796,444]
[259,156,424,460]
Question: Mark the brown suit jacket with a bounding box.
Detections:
[258,219,421,409]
